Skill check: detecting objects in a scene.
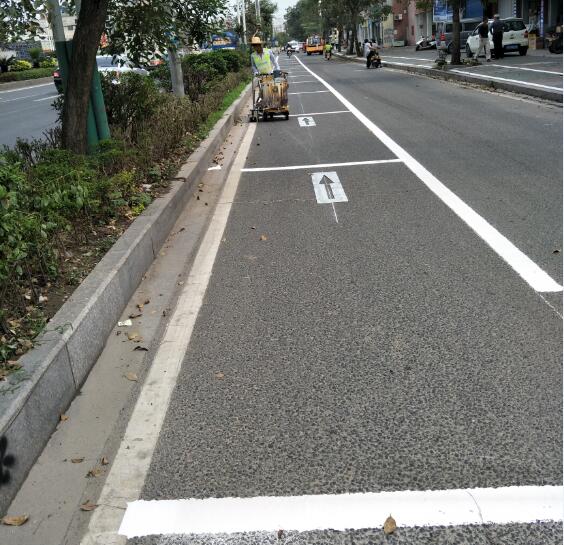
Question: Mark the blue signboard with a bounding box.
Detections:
[211,32,238,50]
[433,0,453,22]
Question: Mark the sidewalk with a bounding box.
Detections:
[335,48,563,103]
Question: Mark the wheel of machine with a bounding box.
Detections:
[262,112,268,122]
[285,113,289,120]
[269,113,274,120]
[307,52,311,55]
[518,46,528,56]
[416,45,420,51]
[466,43,473,57]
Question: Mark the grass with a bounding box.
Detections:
[0,67,54,83]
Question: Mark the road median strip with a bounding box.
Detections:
[0,82,251,517]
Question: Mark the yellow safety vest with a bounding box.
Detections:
[251,49,273,74]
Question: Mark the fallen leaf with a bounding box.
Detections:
[215,372,225,380]
[383,515,396,535]
[127,332,140,341]
[144,299,150,305]
[60,414,69,422]
[80,502,97,512]
[125,372,138,382]
[71,458,84,464]
[129,312,142,319]
[260,235,268,241]
[133,346,149,352]
[136,303,144,311]
[101,457,109,466]
[117,319,132,327]
[2,515,29,526]
[277,529,284,540]
[86,467,102,478]
[38,295,48,303]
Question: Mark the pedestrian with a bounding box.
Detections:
[491,14,504,59]
[475,16,491,62]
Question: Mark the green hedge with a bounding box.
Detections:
[0,67,54,83]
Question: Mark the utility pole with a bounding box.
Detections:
[241,0,247,44]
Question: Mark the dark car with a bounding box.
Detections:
[435,18,481,53]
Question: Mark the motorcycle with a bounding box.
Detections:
[415,35,437,51]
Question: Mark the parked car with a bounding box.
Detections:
[466,17,529,57]
[54,55,149,93]
[437,18,481,53]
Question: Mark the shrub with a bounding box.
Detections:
[10,60,32,72]
[29,47,43,68]
[217,49,249,72]
[0,67,53,83]
[39,57,57,68]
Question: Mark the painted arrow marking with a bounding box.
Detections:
[311,171,348,204]
[298,116,316,127]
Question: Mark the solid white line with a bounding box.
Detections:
[0,93,50,103]
[489,64,563,76]
[289,110,350,117]
[80,122,258,545]
[119,485,563,538]
[0,82,53,94]
[288,90,330,95]
[295,55,563,293]
[451,69,563,91]
[241,159,402,172]
[208,165,222,170]
[288,80,318,84]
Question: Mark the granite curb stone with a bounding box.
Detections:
[0,82,252,515]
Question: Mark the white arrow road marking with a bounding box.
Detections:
[298,116,316,127]
[118,485,563,538]
[311,172,348,204]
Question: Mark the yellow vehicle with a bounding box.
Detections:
[306,35,324,55]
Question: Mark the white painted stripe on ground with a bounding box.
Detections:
[295,55,563,293]
[241,159,402,172]
[489,64,563,76]
[33,94,58,102]
[289,110,350,116]
[208,164,222,170]
[0,82,53,94]
[79,121,258,545]
[288,90,330,95]
[451,69,563,91]
[119,485,563,538]
[288,80,318,84]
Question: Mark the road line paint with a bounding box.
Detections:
[311,172,348,204]
[451,69,563,91]
[242,159,401,172]
[289,110,350,116]
[295,55,563,293]
[119,485,563,538]
[0,82,53,94]
[0,93,50,103]
[489,64,563,76]
[79,122,258,545]
[298,116,316,127]
[289,80,318,84]
[331,202,339,223]
[208,165,222,170]
[288,90,330,95]
[33,94,58,102]
[385,55,435,62]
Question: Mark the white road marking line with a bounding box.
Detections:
[208,165,222,170]
[386,61,433,69]
[289,110,350,116]
[79,122,258,545]
[241,159,401,172]
[295,55,563,293]
[385,55,435,62]
[451,69,563,91]
[119,485,563,538]
[0,82,53,94]
[33,94,58,102]
[486,64,563,76]
[298,116,316,127]
[289,80,318,84]
[288,90,330,95]
[0,93,50,103]
[331,202,339,223]
[311,171,348,204]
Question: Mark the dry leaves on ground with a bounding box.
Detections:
[260,235,268,241]
[101,457,109,466]
[215,372,225,380]
[80,502,97,511]
[125,372,138,382]
[71,458,84,464]
[86,467,103,478]
[1,515,29,526]
[60,414,69,422]
[383,515,397,535]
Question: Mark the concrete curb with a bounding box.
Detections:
[0,82,252,516]
[0,76,53,91]
[335,52,563,103]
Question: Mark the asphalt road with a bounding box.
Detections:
[109,55,564,544]
[0,82,59,148]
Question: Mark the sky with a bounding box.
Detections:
[273,0,297,27]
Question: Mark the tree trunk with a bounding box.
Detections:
[61,0,110,154]
[450,0,462,65]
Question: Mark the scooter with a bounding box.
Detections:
[287,48,293,57]
[415,35,437,51]
[367,50,382,68]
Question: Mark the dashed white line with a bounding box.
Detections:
[288,90,330,95]
[289,110,350,116]
[34,94,59,102]
[0,82,53,94]
[295,55,563,293]
[119,485,563,538]
[450,69,563,91]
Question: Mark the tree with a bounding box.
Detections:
[239,0,277,41]
[1,0,227,154]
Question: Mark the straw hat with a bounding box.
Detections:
[251,36,264,45]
